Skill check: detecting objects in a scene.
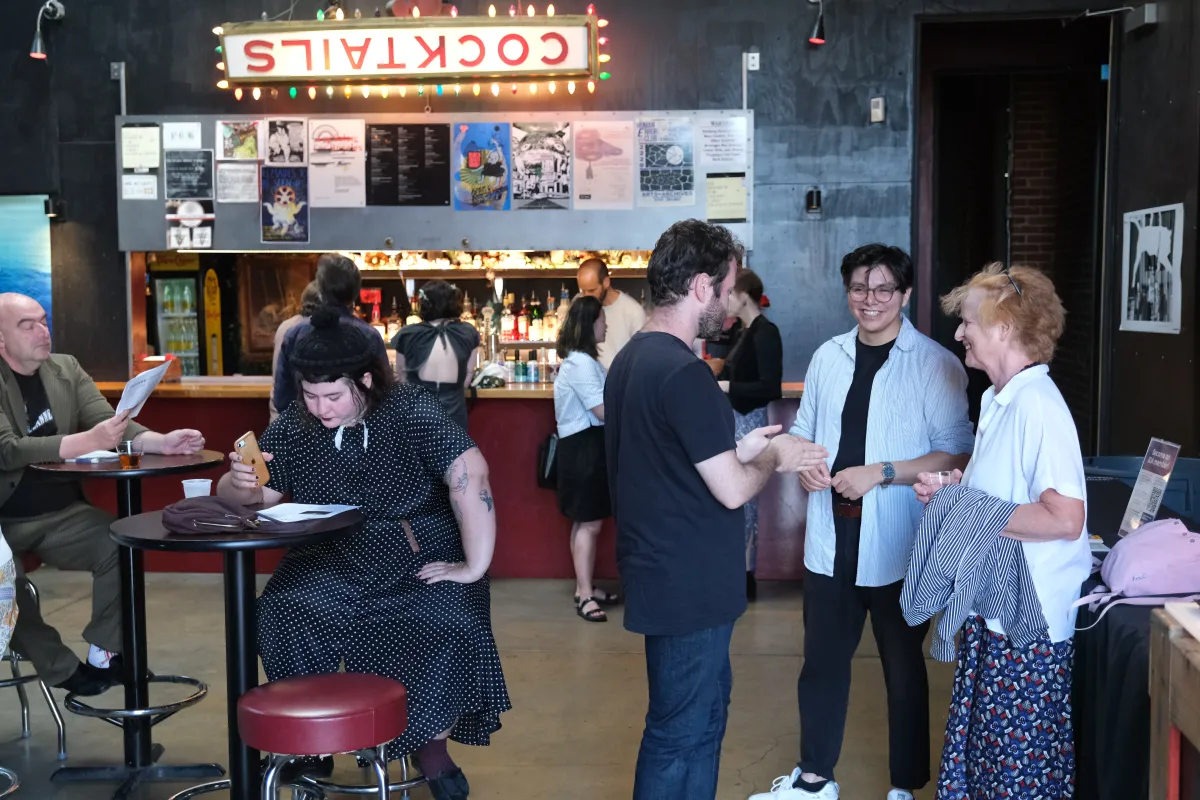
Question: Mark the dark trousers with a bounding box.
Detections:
[797,515,931,790]
[633,622,734,800]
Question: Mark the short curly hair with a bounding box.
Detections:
[940,262,1065,363]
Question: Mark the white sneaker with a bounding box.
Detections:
[749,768,840,799]
[887,791,914,800]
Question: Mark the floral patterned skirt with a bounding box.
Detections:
[937,616,1075,800]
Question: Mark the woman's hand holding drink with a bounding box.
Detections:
[914,469,962,505]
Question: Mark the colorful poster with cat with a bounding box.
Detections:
[511,122,571,210]
[452,122,510,211]
[261,166,309,243]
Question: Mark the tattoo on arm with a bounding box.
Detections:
[479,488,494,512]
[449,458,469,494]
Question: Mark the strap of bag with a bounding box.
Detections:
[1074,591,1200,631]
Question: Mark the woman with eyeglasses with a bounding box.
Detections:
[716,268,782,601]
[392,280,481,432]
[912,262,1086,799]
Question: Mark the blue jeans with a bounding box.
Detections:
[633,623,735,800]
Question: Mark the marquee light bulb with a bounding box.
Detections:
[400,86,408,96]
[567,81,576,94]
[472,83,481,96]
[491,83,500,96]
[216,61,226,71]
[270,87,279,98]
[586,3,595,14]
[548,81,556,94]
[217,79,229,90]
[289,86,297,98]
[308,86,317,99]
[599,54,611,62]
[527,4,535,15]
[547,3,555,15]
[509,4,516,16]
[454,84,461,96]
[587,80,595,93]
[326,86,334,98]
[362,86,371,98]
[234,87,244,101]
[599,71,611,80]
[252,87,262,100]
[412,5,420,17]
[344,85,352,97]
[598,18,609,27]
[488,4,496,16]
[451,5,458,16]
[381,85,390,98]
[317,8,325,19]
[437,84,444,96]
[212,26,224,36]
[334,7,344,19]
[530,82,538,94]
[598,36,608,45]
[511,83,518,94]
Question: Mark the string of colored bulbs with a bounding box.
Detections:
[213,3,611,101]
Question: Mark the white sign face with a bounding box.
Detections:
[222,21,593,83]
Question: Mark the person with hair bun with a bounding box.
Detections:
[219,306,509,800]
[716,268,782,600]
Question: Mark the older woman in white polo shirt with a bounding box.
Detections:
[914,262,1088,799]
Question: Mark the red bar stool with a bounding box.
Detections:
[238,673,420,800]
[2,554,66,760]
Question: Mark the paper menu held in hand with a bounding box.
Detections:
[115,362,171,418]
[256,503,358,523]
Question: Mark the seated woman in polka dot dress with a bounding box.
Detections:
[218,306,510,800]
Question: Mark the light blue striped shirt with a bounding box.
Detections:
[789,316,974,586]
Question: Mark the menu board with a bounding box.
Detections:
[366,124,450,206]
[164,150,214,200]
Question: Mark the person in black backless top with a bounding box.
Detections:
[392,280,481,432]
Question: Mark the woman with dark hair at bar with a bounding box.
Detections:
[393,279,481,431]
[218,307,510,800]
[718,268,782,600]
[553,295,619,622]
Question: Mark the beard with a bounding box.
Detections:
[697,293,726,339]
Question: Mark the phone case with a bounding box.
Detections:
[235,432,271,486]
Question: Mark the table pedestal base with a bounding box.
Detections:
[51,744,224,800]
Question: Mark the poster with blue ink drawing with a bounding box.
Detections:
[261,166,310,244]
[0,197,53,336]
[453,122,510,211]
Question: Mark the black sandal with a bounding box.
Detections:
[573,589,622,607]
[576,597,607,622]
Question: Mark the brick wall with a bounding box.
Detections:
[1010,72,1101,452]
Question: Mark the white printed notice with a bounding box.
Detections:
[163,122,203,150]
[116,362,171,418]
[573,120,634,210]
[121,125,161,172]
[308,119,366,207]
[1119,437,1182,537]
[637,118,695,207]
[122,174,158,201]
[699,117,748,167]
[217,162,260,203]
[257,503,359,523]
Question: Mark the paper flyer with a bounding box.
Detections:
[1119,437,1182,536]
[511,122,571,210]
[122,174,158,201]
[121,125,160,172]
[699,117,748,167]
[216,162,259,204]
[265,118,308,165]
[452,122,511,211]
[637,118,695,207]
[163,122,202,150]
[706,173,748,223]
[261,166,310,243]
[116,361,171,417]
[309,119,367,208]
[164,150,215,200]
[165,200,215,250]
[573,121,634,210]
[217,120,263,160]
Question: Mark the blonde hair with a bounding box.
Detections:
[940,262,1065,363]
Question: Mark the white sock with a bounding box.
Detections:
[87,645,116,669]
[890,791,914,800]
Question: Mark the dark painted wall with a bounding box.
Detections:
[3,0,1197,456]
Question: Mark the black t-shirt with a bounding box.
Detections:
[604,332,744,636]
[830,337,895,506]
[3,370,81,517]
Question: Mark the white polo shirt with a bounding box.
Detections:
[961,365,1090,643]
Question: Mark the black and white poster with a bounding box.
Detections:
[164,150,214,200]
[636,118,695,207]
[1121,203,1183,334]
[164,200,215,250]
[265,118,308,165]
[366,124,451,207]
[511,122,571,210]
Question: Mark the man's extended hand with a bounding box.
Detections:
[736,425,782,464]
[156,429,206,455]
[88,411,131,451]
[773,435,830,473]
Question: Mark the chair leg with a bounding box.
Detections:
[366,747,389,798]
[9,658,29,740]
[400,752,411,800]
[262,754,292,800]
[38,678,67,760]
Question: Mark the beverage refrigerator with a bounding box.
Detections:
[153,275,201,376]
[147,253,228,377]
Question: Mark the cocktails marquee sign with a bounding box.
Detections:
[219,17,598,86]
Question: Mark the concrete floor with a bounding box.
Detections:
[0,570,956,799]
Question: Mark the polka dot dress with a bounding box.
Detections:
[257,383,511,760]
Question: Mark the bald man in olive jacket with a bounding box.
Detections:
[0,294,204,695]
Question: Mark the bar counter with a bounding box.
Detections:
[91,378,809,580]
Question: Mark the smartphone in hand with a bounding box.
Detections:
[235,432,271,486]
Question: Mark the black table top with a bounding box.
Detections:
[110,508,364,552]
[29,450,225,480]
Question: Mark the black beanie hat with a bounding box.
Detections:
[290,306,376,376]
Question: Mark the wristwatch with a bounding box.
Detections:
[881,462,896,487]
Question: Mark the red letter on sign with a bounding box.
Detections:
[377,37,406,70]
[416,35,446,69]
[244,39,276,72]
[281,39,314,71]
[498,34,530,66]
[341,38,372,71]
[457,35,485,67]
[540,32,568,65]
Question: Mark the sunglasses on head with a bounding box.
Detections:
[1004,267,1022,297]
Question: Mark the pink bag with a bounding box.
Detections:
[1074,518,1200,629]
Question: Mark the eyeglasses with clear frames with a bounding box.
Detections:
[847,284,898,303]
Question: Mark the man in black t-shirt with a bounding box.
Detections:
[0,294,206,697]
[605,220,827,800]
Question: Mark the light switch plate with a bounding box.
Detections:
[870,97,886,123]
[747,52,760,71]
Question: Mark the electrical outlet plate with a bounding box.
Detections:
[747,52,760,71]
[870,97,886,123]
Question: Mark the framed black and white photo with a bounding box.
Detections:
[1120,202,1183,334]
[265,118,308,165]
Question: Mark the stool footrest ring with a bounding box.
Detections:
[168,778,323,800]
[65,674,208,722]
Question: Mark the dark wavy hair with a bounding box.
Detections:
[316,253,362,307]
[294,357,393,425]
[299,281,321,317]
[839,244,914,293]
[556,295,603,360]
[647,219,740,308]
[418,280,464,322]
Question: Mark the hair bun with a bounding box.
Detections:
[310,305,341,331]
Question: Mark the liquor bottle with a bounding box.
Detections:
[500,297,514,343]
[371,301,381,324]
[460,295,476,330]
[507,294,520,341]
[385,297,402,340]
[557,284,571,326]
[405,292,421,326]
[516,295,530,341]
[529,295,543,342]
[543,291,558,342]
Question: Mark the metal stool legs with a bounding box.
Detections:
[2,579,68,760]
[298,748,426,799]
[261,754,333,800]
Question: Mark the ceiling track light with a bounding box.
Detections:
[30,0,66,60]
[808,0,826,45]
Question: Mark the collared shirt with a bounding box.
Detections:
[554,351,606,439]
[901,484,1045,661]
[789,316,974,586]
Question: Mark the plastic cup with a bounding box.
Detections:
[932,471,958,486]
[182,479,212,498]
